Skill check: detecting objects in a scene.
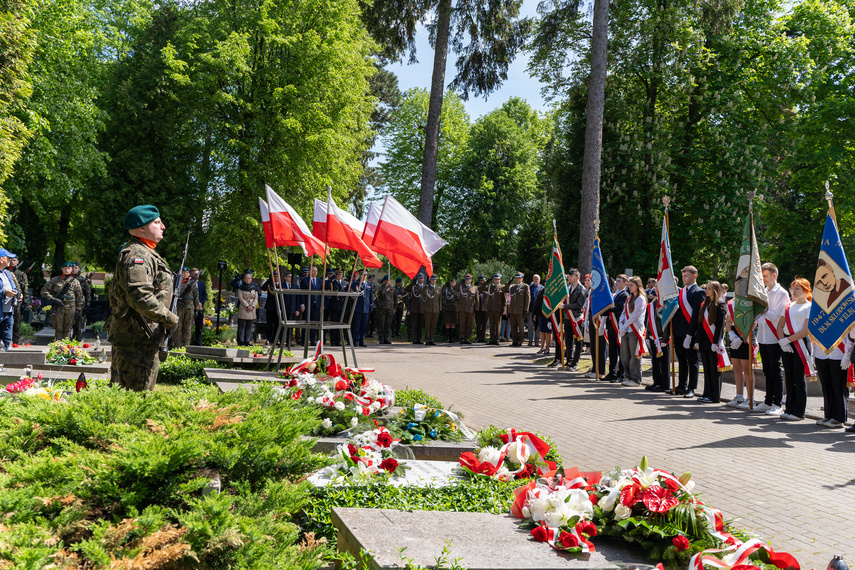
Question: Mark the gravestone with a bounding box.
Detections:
[312,436,476,462]
[309,460,462,488]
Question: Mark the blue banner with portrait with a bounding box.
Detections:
[590,237,615,319]
[808,214,855,354]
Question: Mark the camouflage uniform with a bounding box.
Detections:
[41,274,82,340]
[374,281,396,344]
[73,272,91,341]
[11,268,27,344]
[171,278,199,348]
[108,237,177,391]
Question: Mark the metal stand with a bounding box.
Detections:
[265,288,361,371]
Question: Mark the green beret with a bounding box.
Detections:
[62,261,74,268]
[182,266,190,272]
[72,261,79,267]
[123,205,160,230]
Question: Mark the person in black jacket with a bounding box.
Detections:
[645,285,671,392]
[299,266,323,345]
[604,275,628,382]
[695,282,727,403]
[668,266,705,398]
[564,269,588,370]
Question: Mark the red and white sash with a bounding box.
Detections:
[624,298,646,359]
[647,301,664,357]
[702,305,731,372]
[784,305,816,378]
[678,287,693,323]
[608,312,622,346]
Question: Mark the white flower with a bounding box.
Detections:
[506,440,530,465]
[322,418,333,429]
[349,462,375,482]
[351,417,359,427]
[413,403,427,421]
[614,503,632,521]
[495,466,514,482]
[369,401,381,413]
[306,397,315,404]
[478,446,502,466]
[334,401,345,411]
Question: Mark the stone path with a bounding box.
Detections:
[359,341,855,570]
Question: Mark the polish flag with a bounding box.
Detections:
[369,196,446,278]
[264,185,326,259]
[313,197,383,268]
[361,201,381,244]
[258,197,274,249]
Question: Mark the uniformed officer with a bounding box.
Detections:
[475,275,488,342]
[171,266,199,348]
[422,274,441,345]
[441,277,460,343]
[330,268,348,346]
[407,273,426,344]
[393,277,406,337]
[41,261,83,341]
[484,274,506,345]
[71,262,91,341]
[374,275,396,344]
[507,272,531,347]
[456,274,477,344]
[107,205,178,391]
[9,257,27,345]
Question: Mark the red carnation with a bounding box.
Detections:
[664,477,681,492]
[459,452,480,473]
[335,380,347,391]
[11,343,17,348]
[588,493,599,506]
[82,343,91,348]
[558,531,579,549]
[379,458,399,473]
[620,483,643,507]
[517,463,535,479]
[362,407,371,415]
[531,526,549,542]
[347,444,358,456]
[290,389,302,400]
[643,484,679,513]
[376,432,393,448]
[672,535,690,551]
[576,520,597,538]
[343,393,355,402]
[69,358,78,365]
[287,379,298,387]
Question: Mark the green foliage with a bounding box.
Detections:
[52,375,110,391]
[88,320,105,335]
[299,478,517,546]
[0,383,326,567]
[394,388,443,409]
[18,322,34,338]
[468,259,518,283]
[158,354,226,385]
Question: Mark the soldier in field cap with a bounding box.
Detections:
[107,205,178,391]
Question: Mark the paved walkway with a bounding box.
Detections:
[360,340,855,570]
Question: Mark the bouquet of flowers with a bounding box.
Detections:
[510,468,602,553]
[385,403,473,443]
[458,429,558,482]
[314,426,410,484]
[278,350,395,435]
[3,373,66,402]
[46,340,98,365]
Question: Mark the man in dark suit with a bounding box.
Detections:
[668,265,705,397]
[329,269,348,346]
[564,269,588,371]
[299,266,322,345]
[603,275,628,382]
[191,268,207,345]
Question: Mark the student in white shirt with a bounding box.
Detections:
[618,276,647,387]
[775,278,812,420]
[753,263,789,415]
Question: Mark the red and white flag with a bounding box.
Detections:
[369,196,446,278]
[361,201,382,244]
[313,197,383,268]
[264,185,326,259]
[258,197,274,249]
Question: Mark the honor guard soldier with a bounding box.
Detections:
[422,274,441,345]
[507,272,531,346]
[484,274,506,345]
[456,274,477,344]
[475,275,488,342]
[375,275,396,344]
[171,266,199,348]
[393,277,406,337]
[71,262,91,341]
[441,277,460,342]
[42,261,83,341]
[108,205,178,391]
[9,257,27,345]
[407,273,426,343]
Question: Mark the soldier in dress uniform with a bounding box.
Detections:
[330,268,348,346]
[42,261,83,341]
[475,275,488,342]
[456,274,477,344]
[374,275,396,344]
[422,274,441,345]
[507,272,531,347]
[441,277,460,343]
[484,274,506,345]
[71,262,91,341]
[407,273,426,343]
[10,257,27,345]
[393,277,406,337]
[171,266,199,348]
[108,205,178,391]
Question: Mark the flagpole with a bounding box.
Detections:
[559,305,566,369]
[825,181,836,225]
[319,186,333,353]
[663,196,675,393]
[747,191,756,411]
[595,317,600,381]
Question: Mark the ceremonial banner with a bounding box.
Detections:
[656,215,679,326]
[732,215,767,338]
[541,234,568,318]
[264,185,326,258]
[590,237,614,318]
[313,198,383,268]
[808,213,855,354]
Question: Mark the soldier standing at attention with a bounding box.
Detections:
[374,275,396,345]
[172,266,199,348]
[42,261,82,341]
[72,262,91,341]
[422,274,441,345]
[393,277,406,338]
[485,274,506,345]
[108,205,178,391]
[441,277,460,343]
[407,273,426,344]
[9,256,27,345]
[475,275,488,342]
[507,272,531,347]
[456,274,477,344]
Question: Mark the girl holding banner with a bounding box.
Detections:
[775,278,813,421]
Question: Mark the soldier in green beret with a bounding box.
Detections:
[107,205,178,391]
[41,261,83,341]
[171,266,199,348]
[72,262,92,341]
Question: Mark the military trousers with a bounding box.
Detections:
[393,306,404,336]
[458,311,474,343]
[173,304,195,348]
[423,311,438,343]
[509,313,525,345]
[73,309,87,341]
[111,343,160,391]
[410,312,424,343]
[488,311,502,343]
[376,309,394,341]
[475,311,487,342]
[53,304,76,341]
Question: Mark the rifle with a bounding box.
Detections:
[160,231,191,361]
[24,262,35,274]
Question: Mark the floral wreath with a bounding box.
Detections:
[458,429,557,482]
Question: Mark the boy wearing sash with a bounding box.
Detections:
[563,269,587,370]
[669,266,704,397]
[754,263,789,414]
[603,275,628,383]
[645,286,670,391]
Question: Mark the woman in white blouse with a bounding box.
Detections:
[775,278,812,420]
[618,276,647,387]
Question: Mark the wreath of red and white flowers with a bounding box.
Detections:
[315,426,410,484]
[458,429,558,481]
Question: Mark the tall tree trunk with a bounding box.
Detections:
[577,0,609,276]
[417,0,452,228]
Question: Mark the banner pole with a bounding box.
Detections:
[748,328,755,410]
[670,320,675,391]
[595,317,600,381]
[559,307,566,369]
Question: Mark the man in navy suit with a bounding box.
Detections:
[299,266,322,345]
[603,275,628,382]
[668,265,705,397]
[330,269,348,346]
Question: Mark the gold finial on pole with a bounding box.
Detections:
[593,219,600,234]
[826,180,837,225]
[662,195,670,211]
[552,219,557,231]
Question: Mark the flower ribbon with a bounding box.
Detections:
[689,538,800,570]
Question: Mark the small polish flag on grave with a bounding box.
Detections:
[264,185,326,258]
